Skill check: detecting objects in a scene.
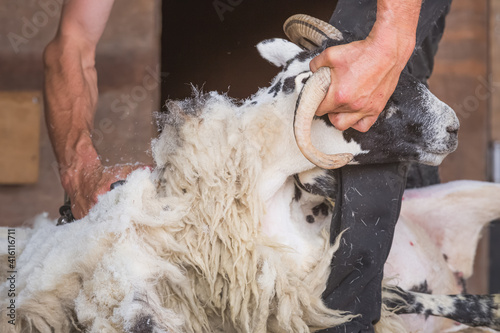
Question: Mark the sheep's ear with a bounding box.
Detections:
[257,38,303,67]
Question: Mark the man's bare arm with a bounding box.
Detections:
[44,0,142,219]
[310,0,422,132]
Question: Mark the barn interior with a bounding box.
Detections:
[0,0,499,296]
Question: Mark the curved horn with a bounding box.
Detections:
[294,67,353,169]
[283,14,343,50]
[284,15,351,169]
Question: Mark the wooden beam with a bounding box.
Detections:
[491,0,500,142]
[429,0,490,294]
[0,91,41,184]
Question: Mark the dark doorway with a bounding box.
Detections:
[161,0,337,105]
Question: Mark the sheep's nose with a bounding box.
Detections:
[446,125,459,135]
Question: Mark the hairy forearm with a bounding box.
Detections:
[42,0,143,219]
[43,36,101,190]
[370,0,422,67]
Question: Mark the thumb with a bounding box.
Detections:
[310,46,339,72]
[351,116,377,133]
[329,112,364,131]
[310,51,326,72]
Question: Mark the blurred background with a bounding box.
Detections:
[0,0,499,293]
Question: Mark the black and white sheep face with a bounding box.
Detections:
[255,38,459,167]
[339,72,459,166]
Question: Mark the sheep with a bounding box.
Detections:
[0,14,493,333]
[294,167,500,332]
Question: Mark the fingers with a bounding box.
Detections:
[309,41,400,133]
[315,78,339,116]
[70,192,93,220]
[71,202,84,220]
[310,46,340,72]
[351,116,378,133]
[328,113,363,131]
[68,163,153,220]
[310,51,325,72]
[328,113,377,132]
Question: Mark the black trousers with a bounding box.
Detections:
[319,1,452,332]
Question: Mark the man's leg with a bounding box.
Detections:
[322,163,408,333]
[329,0,452,50]
[319,1,453,332]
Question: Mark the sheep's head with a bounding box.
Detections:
[256,14,459,169]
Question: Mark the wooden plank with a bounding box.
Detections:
[490,0,500,294]
[428,0,489,293]
[0,91,41,184]
[430,0,489,183]
[491,0,500,142]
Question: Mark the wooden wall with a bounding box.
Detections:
[0,0,159,226]
[429,0,490,293]
[491,0,500,143]
[489,0,500,293]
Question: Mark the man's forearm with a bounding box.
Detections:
[43,36,101,190]
[370,0,423,67]
[43,0,115,194]
[43,0,150,219]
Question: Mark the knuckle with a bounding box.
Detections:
[350,100,366,111]
[357,124,370,133]
[334,90,350,105]
[357,117,376,132]
[333,119,348,131]
[325,50,337,64]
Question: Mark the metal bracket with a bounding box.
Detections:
[493,141,500,183]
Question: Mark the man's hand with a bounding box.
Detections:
[310,0,421,133]
[43,0,133,220]
[62,161,149,220]
[310,38,410,132]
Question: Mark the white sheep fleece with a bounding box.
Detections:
[0,92,380,333]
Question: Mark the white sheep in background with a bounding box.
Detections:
[0,14,498,333]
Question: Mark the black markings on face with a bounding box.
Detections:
[312,202,329,217]
[296,50,313,62]
[282,58,294,72]
[294,184,303,202]
[250,101,257,105]
[283,76,296,94]
[283,49,317,72]
[405,122,424,140]
[306,215,315,223]
[293,171,338,200]
[268,80,282,97]
[312,71,436,164]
